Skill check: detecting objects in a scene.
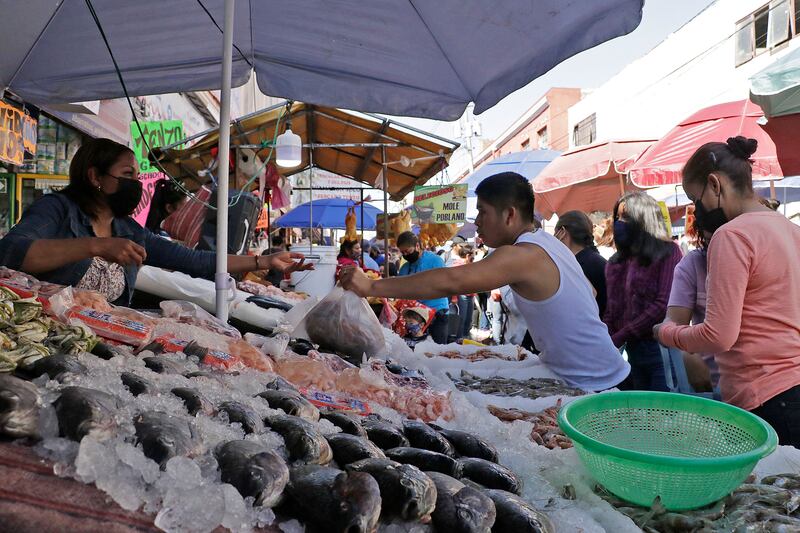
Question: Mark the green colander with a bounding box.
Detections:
[557,391,778,510]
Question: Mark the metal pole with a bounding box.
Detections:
[266,195,271,251]
[309,152,314,253]
[360,188,365,265]
[382,146,390,278]
[214,0,235,321]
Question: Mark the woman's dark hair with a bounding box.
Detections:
[145,179,186,231]
[62,138,135,218]
[555,210,594,248]
[338,239,359,259]
[475,172,535,223]
[682,136,758,194]
[610,192,674,266]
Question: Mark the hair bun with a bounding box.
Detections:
[726,136,758,159]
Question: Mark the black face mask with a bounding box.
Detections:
[105,175,143,217]
[402,250,420,264]
[693,181,727,234]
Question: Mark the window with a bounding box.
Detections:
[573,114,596,147]
[537,127,549,149]
[736,1,797,66]
[520,138,530,150]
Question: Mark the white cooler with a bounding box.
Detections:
[289,244,338,298]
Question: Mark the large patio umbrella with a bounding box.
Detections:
[629,100,800,188]
[532,139,653,219]
[1,0,643,319]
[274,198,382,230]
[750,46,800,119]
[461,149,560,197]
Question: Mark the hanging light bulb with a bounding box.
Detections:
[276,124,302,168]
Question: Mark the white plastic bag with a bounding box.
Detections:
[295,286,384,361]
[160,300,241,339]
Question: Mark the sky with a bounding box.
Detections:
[393,0,717,143]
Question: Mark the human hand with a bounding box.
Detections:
[339,266,375,297]
[91,237,147,267]
[265,252,314,274]
[653,320,672,341]
[491,289,502,302]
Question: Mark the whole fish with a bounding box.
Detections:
[321,410,368,438]
[134,411,196,467]
[362,418,410,450]
[385,447,462,478]
[215,440,289,508]
[16,352,86,381]
[171,387,214,416]
[458,458,522,495]
[218,401,265,435]
[326,433,386,466]
[286,464,381,533]
[264,414,332,465]
[256,389,319,421]
[120,372,153,397]
[142,356,186,374]
[54,386,119,442]
[90,341,118,360]
[436,428,498,462]
[264,375,299,392]
[484,489,554,533]
[426,471,496,533]
[0,374,41,439]
[346,458,436,522]
[403,420,455,456]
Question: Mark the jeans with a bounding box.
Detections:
[477,293,490,330]
[752,385,800,447]
[428,309,449,344]
[457,295,474,341]
[625,339,668,392]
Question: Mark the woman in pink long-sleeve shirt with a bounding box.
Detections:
[656,136,800,447]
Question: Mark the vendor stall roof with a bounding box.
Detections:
[532,139,653,219]
[151,102,459,201]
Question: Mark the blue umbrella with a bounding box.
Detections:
[274,198,383,230]
[464,150,561,197]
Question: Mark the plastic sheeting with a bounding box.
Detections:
[2,0,643,121]
[629,100,800,188]
[750,46,800,119]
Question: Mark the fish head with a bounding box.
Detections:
[333,471,381,533]
[398,468,437,521]
[454,487,496,531]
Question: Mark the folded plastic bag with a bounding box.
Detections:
[295,286,384,362]
[159,300,241,339]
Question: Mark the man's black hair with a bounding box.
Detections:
[397,231,418,248]
[474,172,534,223]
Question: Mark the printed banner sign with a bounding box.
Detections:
[131,172,168,227]
[657,200,673,237]
[130,120,184,173]
[0,101,37,165]
[413,184,467,224]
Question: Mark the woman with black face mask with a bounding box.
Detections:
[656,136,800,447]
[603,192,683,392]
[0,138,310,306]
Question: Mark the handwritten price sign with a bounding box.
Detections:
[0,102,37,166]
[130,120,184,173]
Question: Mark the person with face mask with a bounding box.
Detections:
[341,173,629,391]
[603,192,683,392]
[554,210,607,317]
[395,230,450,344]
[0,138,310,306]
[655,136,800,447]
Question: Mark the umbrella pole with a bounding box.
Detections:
[382,146,389,278]
[770,179,776,200]
[214,0,235,321]
[360,188,364,265]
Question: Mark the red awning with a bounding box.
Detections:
[629,100,800,188]
[532,139,654,219]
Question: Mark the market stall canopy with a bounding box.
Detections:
[152,102,458,201]
[460,150,560,197]
[1,0,644,121]
[750,47,800,118]
[532,139,653,219]
[274,198,382,230]
[629,100,800,188]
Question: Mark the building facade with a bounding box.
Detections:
[567,0,800,146]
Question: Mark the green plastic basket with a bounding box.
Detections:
[557,391,778,510]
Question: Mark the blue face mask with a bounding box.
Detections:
[613,220,633,249]
[406,322,423,336]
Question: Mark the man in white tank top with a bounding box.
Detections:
[341,173,630,391]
